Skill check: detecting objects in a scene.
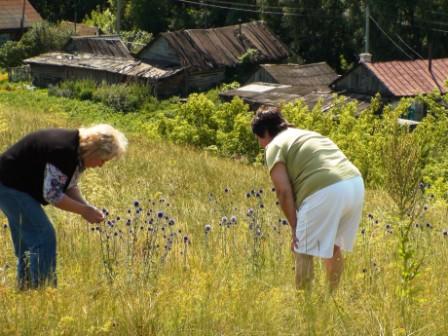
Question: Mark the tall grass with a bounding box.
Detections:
[0,88,447,335]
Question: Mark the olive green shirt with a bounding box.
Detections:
[265,128,361,209]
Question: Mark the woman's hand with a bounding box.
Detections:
[291,236,298,252]
[81,205,105,223]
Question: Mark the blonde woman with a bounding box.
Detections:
[252,107,364,290]
[0,124,128,289]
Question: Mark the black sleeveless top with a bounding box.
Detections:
[0,128,80,205]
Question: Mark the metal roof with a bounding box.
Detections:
[64,35,132,59]
[258,62,339,86]
[219,82,370,113]
[0,0,41,30]
[141,21,288,71]
[344,58,448,97]
[24,52,183,81]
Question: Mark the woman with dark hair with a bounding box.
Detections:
[0,124,128,289]
[252,106,364,290]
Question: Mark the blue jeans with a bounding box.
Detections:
[0,183,57,289]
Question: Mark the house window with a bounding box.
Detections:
[405,101,426,121]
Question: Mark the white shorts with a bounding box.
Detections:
[294,176,364,259]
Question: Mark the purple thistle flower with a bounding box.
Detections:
[220,216,228,225]
[230,215,237,224]
[157,211,164,219]
[204,224,212,234]
[247,208,254,216]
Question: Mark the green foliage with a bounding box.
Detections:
[119,29,153,54]
[0,21,72,68]
[83,5,116,34]
[92,82,151,112]
[48,79,96,100]
[238,48,259,64]
[49,80,152,113]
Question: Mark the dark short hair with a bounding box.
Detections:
[251,106,291,137]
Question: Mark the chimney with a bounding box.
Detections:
[359,52,372,63]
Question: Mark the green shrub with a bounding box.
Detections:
[0,21,72,68]
[92,82,151,112]
[49,79,96,100]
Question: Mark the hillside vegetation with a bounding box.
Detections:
[0,84,447,335]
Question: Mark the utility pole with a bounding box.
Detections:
[116,0,122,34]
[365,1,370,53]
[20,0,26,34]
[74,0,77,35]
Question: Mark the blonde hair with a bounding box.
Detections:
[79,124,128,161]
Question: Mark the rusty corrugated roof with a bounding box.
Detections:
[144,21,288,71]
[365,58,448,96]
[0,0,41,30]
[24,52,182,80]
[64,35,132,59]
[259,62,339,86]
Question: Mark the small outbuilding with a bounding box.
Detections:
[219,82,370,113]
[25,53,184,97]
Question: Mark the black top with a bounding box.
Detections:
[0,128,80,205]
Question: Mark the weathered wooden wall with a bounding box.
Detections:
[332,66,392,96]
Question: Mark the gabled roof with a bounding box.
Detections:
[257,62,339,86]
[332,58,448,97]
[0,0,42,30]
[24,52,182,81]
[64,35,132,59]
[140,21,288,71]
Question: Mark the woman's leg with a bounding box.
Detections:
[323,245,343,291]
[295,253,314,290]
[0,185,57,289]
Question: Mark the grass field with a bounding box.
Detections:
[0,86,447,335]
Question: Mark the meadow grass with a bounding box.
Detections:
[0,86,447,335]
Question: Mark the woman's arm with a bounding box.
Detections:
[53,194,104,223]
[65,185,88,205]
[270,162,298,251]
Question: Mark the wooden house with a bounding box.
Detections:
[138,21,289,93]
[331,56,448,120]
[0,0,42,44]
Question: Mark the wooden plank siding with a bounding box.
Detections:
[331,65,392,97]
[139,38,181,68]
[186,70,225,92]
